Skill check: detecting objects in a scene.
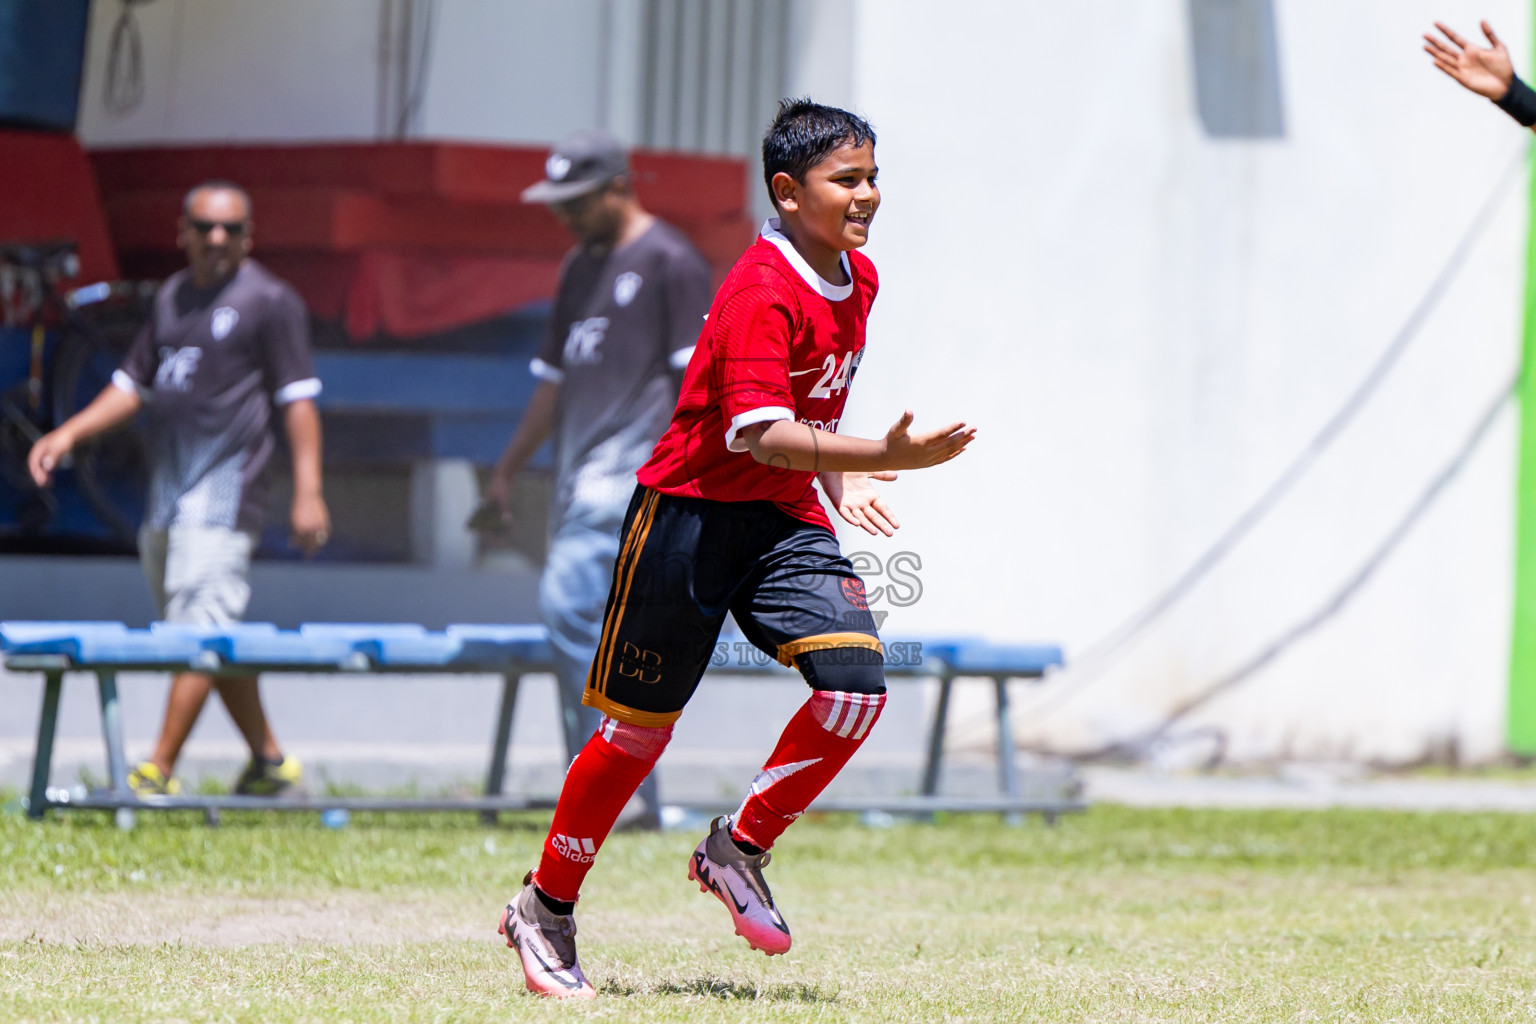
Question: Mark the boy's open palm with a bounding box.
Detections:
[824,470,901,536]
[884,410,975,470]
[1425,21,1514,100]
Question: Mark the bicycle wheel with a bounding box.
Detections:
[0,382,54,523]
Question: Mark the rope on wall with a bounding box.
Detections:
[1018,140,1530,730]
[394,0,437,138]
[103,0,157,116]
[1093,370,1520,762]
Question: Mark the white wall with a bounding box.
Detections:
[803,0,1528,763]
[70,0,1533,763]
[415,0,612,143]
[79,0,380,144]
[77,0,619,147]
[76,0,780,152]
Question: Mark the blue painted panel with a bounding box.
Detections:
[314,353,539,415]
[0,0,89,130]
[429,414,529,465]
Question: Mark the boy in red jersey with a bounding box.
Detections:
[497,98,976,998]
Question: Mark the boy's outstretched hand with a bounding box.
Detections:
[823,470,901,536]
[1425,20,1514,100]
[883,410,975,470]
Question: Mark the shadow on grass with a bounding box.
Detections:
[605,977,837,1002]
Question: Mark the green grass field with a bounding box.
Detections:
[4,803,1536,1022]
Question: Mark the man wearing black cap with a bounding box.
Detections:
[485,129,712,826]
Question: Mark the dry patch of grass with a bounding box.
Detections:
[2,806,1536,1021]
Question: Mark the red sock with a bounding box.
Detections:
[732,690,886,849]
[533,718,671,902]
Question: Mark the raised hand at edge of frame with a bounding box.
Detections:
[1425,20,1515,101]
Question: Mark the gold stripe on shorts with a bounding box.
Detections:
[590,488,660,698]
[587,489,655,698]
[581,689,684,728]
[776,632,885,668]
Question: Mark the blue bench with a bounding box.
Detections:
[1,621,1073,825]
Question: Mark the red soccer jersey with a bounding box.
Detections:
[637,220,878,529]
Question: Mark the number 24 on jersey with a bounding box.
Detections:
[807,351,857,399]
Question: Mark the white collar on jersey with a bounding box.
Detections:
[759,218,854,301]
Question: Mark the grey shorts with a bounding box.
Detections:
[138,525,256,626]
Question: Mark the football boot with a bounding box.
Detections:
[498,871,596,999]
[688,815,792,955]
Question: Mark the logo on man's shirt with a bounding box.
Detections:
[154,347,203,392]
[210,307,239,342]
[563,317,609,366]
[613,272,642,308]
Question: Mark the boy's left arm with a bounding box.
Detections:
[820,470,901,537]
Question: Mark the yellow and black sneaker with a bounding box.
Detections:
[233,755,304,798]
[127,761,180,797]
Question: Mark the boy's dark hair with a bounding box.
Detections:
[761,98,876,208]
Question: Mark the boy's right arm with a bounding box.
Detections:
[743,409,974,474]
[28,384,142,487]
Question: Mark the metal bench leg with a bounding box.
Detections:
[97,671,129,793]
[921,674,954,797]
[96,671,135,830]
[994,675,1022,826]
[28,670,63,820]
[483,672,521,824]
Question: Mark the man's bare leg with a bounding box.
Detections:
[213,675,283,761]
[150,670,216,776]
[151,672,281,776]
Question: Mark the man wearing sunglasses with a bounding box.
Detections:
[29,180,328,799]
[483,130,713,828]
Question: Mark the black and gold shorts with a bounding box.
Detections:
[583,486,882,727]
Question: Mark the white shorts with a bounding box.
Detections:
[138,525,257,626]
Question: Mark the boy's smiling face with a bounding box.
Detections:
[773,141,880,253]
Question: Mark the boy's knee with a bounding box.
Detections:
[797,645,886,696]
[799,647,887,740]
[598,717,673,763]
[807,686,886,739]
